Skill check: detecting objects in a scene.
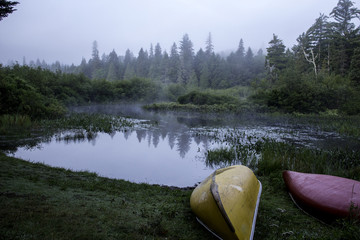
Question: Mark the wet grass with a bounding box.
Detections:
[143,101,257,114]
[0,114,32,134]
[0,153,213,240]
[1,153,359,239]
[1,112,360,239]
[291,113,360,138]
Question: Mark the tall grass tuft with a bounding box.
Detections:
[256,139,360,180]
[0,114,32,133]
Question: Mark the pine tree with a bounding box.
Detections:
[266,34,287,71]
[106,49,120,81]
[205,32,214,55]
[236,39,245,59]
[194,49,206,87]
[149,43,163,81]
[123,49,135,79]
[179,34,194,85]
[0,0,19,21]
[330,0,360,36]
[89,41,102,79]
[168,43,180,83]
[266,34,287,83]
[136,48,149,78]
[160,51,169,84]
[329,0,360,75]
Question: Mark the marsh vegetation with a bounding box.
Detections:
[1,0,360,238]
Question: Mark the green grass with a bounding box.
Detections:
[1,153,359,240]
[0,114,32,134]
[0,153,213,240]
[143,101,257,114]
[1,112,360,239]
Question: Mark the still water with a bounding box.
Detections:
[10,104,360,187]
[15,130,214,187]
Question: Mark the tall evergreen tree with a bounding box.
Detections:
[266,34,287,82]
[89,41,103,79]
[0,0,19,21]
[329,0,360,75]
[179,34,194,85]
[236,39,245,59]
[106,49,120,81]
[194,48,207,88]
[266,34,287,70]
[136,48,149,78]
[205,32,214,55]
[168,43,180,83]
[149,43,163,81]
[330,0,360,36]
[123,49,135,79]
[160,51,169,84]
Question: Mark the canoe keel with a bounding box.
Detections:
[283,170,360,221]
[190,165,262,240]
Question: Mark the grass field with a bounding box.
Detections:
[1,153,359,240]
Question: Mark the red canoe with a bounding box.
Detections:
[283,170,360,220]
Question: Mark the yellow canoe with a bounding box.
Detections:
[190,165,262,240]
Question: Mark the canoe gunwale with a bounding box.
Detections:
[250,181,262,240]
[196,217,223,240]
[210,170,236,233]
[190,165,262,240]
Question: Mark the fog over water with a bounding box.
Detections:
[10,104,360,187]
[0,0,348,65]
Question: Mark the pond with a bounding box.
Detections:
[7,104,360,187]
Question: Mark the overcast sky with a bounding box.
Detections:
[0,0,354,65]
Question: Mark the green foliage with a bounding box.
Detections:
[177,90,238,105]
[251,1,360,115]
[258,71,357,114]
[114,77,160,102]
[0,65,165,119]
[163,83,186,101]
[0,68,66,118]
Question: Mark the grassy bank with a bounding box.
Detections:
[143,101,260,114]
[1,153,359,239]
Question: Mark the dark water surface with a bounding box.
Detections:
[9,104,360,187]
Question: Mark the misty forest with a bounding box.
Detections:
[1,0,360,240]
[1,0,360,117]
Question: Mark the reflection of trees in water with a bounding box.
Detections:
[134,127,211,158]
[160,128,167,141]
[109,131,116,139]
[152,130,160,148]
[123,130,132,140]
[177,132,191,158]
[167,131,176,150]
[6,124,212,159]
[136,129,146,143]
[193,134,210,147]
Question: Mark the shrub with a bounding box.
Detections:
[177,91,238,105]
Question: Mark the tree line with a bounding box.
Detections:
[21,33,266,89]
[2,0,360,116]
[254,0,360,114]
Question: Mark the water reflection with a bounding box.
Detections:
[14,127,217,187]
[5,103,360,187]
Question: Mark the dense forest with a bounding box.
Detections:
[18,34,266,89]
[1,0,360,118]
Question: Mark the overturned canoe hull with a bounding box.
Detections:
[283,170,360,221]
[190,165,262,240]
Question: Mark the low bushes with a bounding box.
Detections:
[177,90,239,105]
